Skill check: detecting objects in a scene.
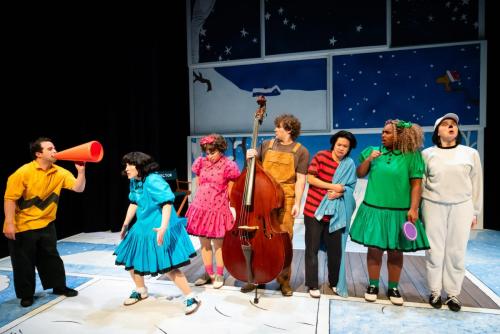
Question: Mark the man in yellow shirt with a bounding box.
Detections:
[3,137,86,307]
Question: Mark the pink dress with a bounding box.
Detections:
[186,156,241,238]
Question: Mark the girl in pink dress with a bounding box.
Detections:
[186,134,240,289]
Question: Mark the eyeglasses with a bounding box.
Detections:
[206,149,218,155]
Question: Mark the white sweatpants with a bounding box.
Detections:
[422,199,473,296]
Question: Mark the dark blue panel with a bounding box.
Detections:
[332,44,480,129]
[265,0,386,55]
[214,58,327,92]
[192,0,260,63]
[392,0,479,46]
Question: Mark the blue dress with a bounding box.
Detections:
[114,173,197,276]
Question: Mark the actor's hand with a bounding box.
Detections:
[246,149,257,159]
[120,224,128,240]
[153,227,167,246]
[3,222,16,240]
[471,216,478,229]
[407,208,418,223]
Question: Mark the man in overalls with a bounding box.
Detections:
[242,114,310,296]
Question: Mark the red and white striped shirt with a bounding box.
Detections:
[303,150,338,220]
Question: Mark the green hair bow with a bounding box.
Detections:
[396,120,412,128]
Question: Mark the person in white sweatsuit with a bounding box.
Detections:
[421,113,483,312]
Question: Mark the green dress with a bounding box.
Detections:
[349,146,430,251]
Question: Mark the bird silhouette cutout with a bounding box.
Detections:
[193,71,212,92]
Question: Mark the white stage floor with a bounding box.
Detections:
[1,226,499,333]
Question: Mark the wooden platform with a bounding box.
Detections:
[166,249,499,309]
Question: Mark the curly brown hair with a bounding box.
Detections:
[274,114,301,141]
[384,119,423,153]
[200,133,228,153]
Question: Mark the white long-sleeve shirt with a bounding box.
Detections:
[422,145,483,217]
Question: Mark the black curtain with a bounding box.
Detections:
[484,1,496,230]
[1,5,189,257]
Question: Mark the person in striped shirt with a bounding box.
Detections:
[303,130,357,298]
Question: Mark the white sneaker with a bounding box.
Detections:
[309,288,320,298]
[213,274,224,289]
[185,296,201,315]
[332,287,338,295]
[123,288,148,306]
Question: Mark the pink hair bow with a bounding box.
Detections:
[200,136,215,145]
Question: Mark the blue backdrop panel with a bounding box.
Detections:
[190,130,479,175]
[391,0,480,46]
[332,44,481,129]
[265,0,386,55]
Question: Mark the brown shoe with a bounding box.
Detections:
[280,283,293,297]
[240,283,266,293]
[240,283,256,293]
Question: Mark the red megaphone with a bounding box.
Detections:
[54,140,104,163]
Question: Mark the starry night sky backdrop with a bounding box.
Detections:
[332,44,480,129]
[392,0,479,46]
[196,0,260,63]
[191,0,480,63]
[188,0,494,230]
[190,0,482,129]
[265,0,386,55]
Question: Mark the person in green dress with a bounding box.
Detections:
[349,119,430,306]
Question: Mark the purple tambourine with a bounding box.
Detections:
[403,221,418,241]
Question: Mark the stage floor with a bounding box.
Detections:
[1,223,499,333]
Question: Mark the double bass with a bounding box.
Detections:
[222,96,293,303]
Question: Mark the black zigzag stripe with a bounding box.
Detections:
[18,193,59,210]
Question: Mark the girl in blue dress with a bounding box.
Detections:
[114,152,201,315]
